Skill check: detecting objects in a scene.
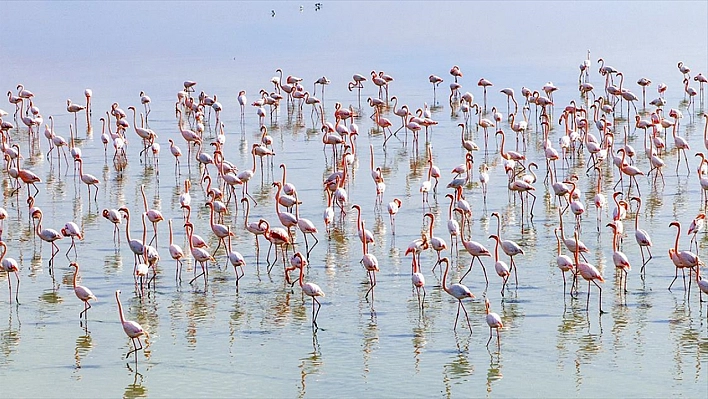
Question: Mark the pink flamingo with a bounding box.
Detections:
[668,221,699,291]
[360,220,379,301]
[630,197,653,274]
[69,262,96,322]
[0,241,20,303]
[573,231,605,313]
[440,257,474,332]
[294,252,325,330]
[115,290,149,364]
[485,298,503,350]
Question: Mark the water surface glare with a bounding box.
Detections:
[1,1,708,397]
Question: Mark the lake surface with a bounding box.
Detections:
[1,1,707,397]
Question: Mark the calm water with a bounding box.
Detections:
[2,2,708,397]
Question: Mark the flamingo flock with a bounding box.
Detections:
[0,53,707,370]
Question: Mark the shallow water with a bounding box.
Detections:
[1,2,708,397]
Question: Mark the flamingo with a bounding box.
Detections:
[489,235,511,296]
[688,213,705,253]
[607,222,631,293]
[387,198,402,235]
[670,116,690,174]
[490,212,524,286]
[478,78,493,113]
[31,209,62,264]
[242,198,267,259]
[458,209,491,285]
[443,194,461,258]
[140,184,163,245]
[0,241,20,303]
[696,266,708,303]
[61,222,83,258]
[225,226,245,291]
[69,262,97,322]
[440,257,474,332]
[573,231,605,313]
[294,252,325,330]
[185,222,214,285]
[555,227,575,295]
[630,196,653,274]
[168,139,182,173]
[74,158,100,201]
[406,251,426,310]
[0,207,6,241]
[429,74,443,102]
[351,204,374,246]
[119,207,147,265]
[204,201,233,256]
[179,179,191,219]
[424,212,447,267]
[500,87,518,117]
[360,220,379,301]
[168,219,185,283]
[668,221,700,291]
[115,290,149,363]
[66,99,85,131]
[485,298,503,350]
[294,191,318,257]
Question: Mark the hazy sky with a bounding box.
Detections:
[2,1,706,110]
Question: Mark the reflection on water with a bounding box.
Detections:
[123,368,148,399]
[0,309,20,365]
[73,333,93,375]
[443,333,474,396]
[297,335,323,399]
[486,352,503,394]
[360,308,378,377]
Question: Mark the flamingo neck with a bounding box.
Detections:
[442,261,450,293]
[116,292,126,323]
[298,259,305,288]
[72,266,79,289]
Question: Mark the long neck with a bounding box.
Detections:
[124,211,131,241]
[169,220,174,246]
[442,261,450,293]
[141,186,148,212]
[674,224,681,252]
[274,185,282,215]
[141,214,147,245]
[72,266,79,289]
[298,259,305,288]
[428,215,434,238]
[35,212,42,235]
[186,226,195,251]
[635,200,640,230]
[116,292,126,323]
[131,109,138,132]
